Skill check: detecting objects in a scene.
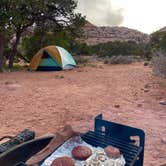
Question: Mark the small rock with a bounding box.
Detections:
[159,101,166,105]
[144,62,149,66]
[156,96,162,100]
[77,69,83,72]
[144,84,150,88]
[137,104,142,107]
[98,65,104,69]
[150,163,156,166]
[55,75,64,79]
[161,138,166,144]
[114,104,120,108]
[144,89,149,92]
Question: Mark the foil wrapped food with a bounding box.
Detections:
[41,136,125,166]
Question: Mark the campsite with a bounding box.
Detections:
[0,62,166,165]
[29,46,76,71]
[0,1,166,166]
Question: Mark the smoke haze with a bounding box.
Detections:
[77,0,124,26]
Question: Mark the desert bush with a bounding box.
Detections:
[91,41,145,57]
[144,61,149,66]
[72,42,92,55]
[74,56,90,64]
[104,55,137,64]
[151,51,166,78]
[21,29,73,61]
[4,64,24,71]
[150,31,166,51]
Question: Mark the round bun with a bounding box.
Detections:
[72,146,92,160]
[104,145,120,158]
[51,156,75,166]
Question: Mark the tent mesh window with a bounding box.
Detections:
[42,51,50,59]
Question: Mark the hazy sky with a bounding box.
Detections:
[77,0,166,34]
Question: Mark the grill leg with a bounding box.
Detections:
[135,151,144,166]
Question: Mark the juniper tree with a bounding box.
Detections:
[0,0,85,69]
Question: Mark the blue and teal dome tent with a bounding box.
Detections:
[29,45,76,71]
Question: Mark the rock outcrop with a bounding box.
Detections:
[80,21,150,45]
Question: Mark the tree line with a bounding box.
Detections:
[0,0,85,71]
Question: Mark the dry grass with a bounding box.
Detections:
[151,51,166,78]
[104,55,137,65]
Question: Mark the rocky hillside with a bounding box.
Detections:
[80,21,150,45]
[156,26,166,33]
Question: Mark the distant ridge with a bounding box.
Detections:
[84,21,96,28]
[81,21,150,45]
[156,26,166,33]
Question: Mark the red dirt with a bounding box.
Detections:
[0,63,166,165]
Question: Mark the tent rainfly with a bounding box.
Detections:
[29,45,76,71]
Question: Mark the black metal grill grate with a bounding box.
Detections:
[81,131,142,166]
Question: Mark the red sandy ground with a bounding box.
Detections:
[0,63,166,165]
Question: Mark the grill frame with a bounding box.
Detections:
[0,114,145,166]
[81,114,145,166]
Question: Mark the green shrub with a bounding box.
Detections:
[151,51,166,78]
[4,64,24,71]
[150,31,166,51]
[21,29,73,61]
[91,41,145,57]
[72,42,92,55]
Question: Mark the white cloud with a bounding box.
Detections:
[77,0,166,33]
[119,0,166,33]
[76,0,124,26]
